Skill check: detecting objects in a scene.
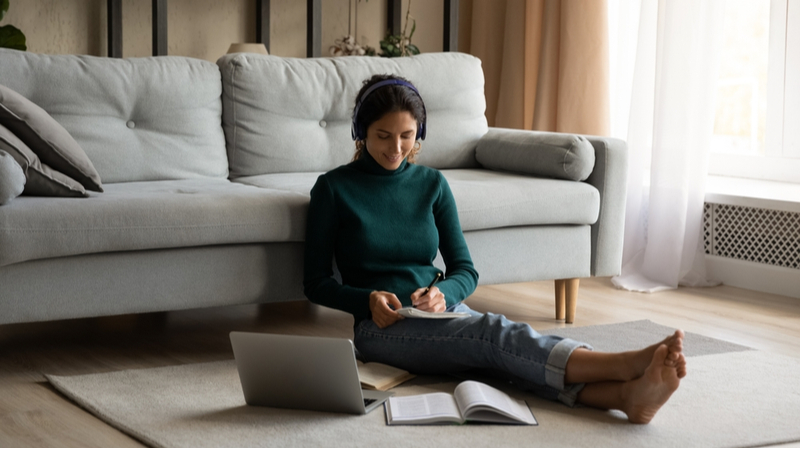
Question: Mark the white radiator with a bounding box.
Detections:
[703,202,800,298]
[704,203,800,269]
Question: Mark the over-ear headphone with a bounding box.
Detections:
[351,78,427,142]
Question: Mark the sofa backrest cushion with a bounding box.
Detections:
[217,52,488,177]
[0,49,228,183]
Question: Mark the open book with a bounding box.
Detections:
[357,360,415,391]
[396,307,470,319]
[385,380,537,425]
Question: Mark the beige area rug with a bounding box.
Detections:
[46,320,800,447]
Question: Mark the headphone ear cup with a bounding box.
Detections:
[352,101,362,141]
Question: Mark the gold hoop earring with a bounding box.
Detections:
[407,141,422,164]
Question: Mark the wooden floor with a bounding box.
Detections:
[1,277,799,447]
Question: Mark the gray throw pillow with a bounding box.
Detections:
[0,124,87,197]
[0,149,26,205]
[476,128,596,182]
[0,83,103,192]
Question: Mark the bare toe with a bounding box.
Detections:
[623,344,682,424]
[675,353,688,378]
[668,330,684,351]
[625,330,686,381]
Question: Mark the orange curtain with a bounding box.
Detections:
[461,0,610,136]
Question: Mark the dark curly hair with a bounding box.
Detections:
[351,74,427,162]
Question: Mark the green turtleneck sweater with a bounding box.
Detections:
[303,151,479,324]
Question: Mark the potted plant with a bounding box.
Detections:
[329,0,376,56]
[379,1,419,57]
[0,0,26,51]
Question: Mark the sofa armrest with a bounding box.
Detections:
[477,127,628,277]
[476,127,596,181]
[583,135,628,277]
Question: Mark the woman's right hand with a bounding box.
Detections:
[369,291,404,329]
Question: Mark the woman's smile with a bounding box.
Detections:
[365,111,418,171]
[383,153,403,163]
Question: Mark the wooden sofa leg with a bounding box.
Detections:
[554,279,565,320]
[565,278,580,324]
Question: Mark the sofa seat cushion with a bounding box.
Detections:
[0,179,308,267]
[233,168,600,232]
[443,169,600,231]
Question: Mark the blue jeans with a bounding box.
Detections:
[353,303,592,406]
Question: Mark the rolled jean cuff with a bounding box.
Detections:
[544,337,593,392]
[557,382,586,407]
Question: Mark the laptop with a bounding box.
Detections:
[229,332,394,414]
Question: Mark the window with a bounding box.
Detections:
[709,0,800,183]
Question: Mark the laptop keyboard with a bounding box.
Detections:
[364,398,377,407]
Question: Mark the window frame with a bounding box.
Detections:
[708,0,800,183]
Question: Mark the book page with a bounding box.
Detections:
[454,381,536,424]
[386,393,463,424]
[357,361,409,388]
[395,308,470,319]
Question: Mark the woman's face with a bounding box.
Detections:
[365,110,418,171]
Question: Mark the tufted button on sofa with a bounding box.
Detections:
[0,49,626,325]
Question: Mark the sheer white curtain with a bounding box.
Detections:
[609,0,724,293]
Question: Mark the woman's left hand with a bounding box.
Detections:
[410,286,446,313]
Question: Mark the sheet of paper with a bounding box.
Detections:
[396,308,470,319]
[388,393,461,420]
[454,381,535,423]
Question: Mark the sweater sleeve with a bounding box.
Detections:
[303,175,374,320]
[433,173,479,306]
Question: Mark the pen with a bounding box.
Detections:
[422,272,442,296]
[413,273,442,309]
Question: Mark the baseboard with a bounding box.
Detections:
[706,254,800,299]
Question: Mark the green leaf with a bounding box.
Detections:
[407,44,420,55]
[0,25,26,51]
[409,19,416,40]
[0,0,9,22]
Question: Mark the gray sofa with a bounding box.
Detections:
[0,49,626,326]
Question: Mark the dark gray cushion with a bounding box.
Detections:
[0,124,87,197]
[0,149,26,205]
[0,83,103,192]
[476,127,596,181]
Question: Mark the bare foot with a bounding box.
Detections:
[621,330,684,381]
[622,344,684,424]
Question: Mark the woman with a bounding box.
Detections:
[304,74,686,424]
